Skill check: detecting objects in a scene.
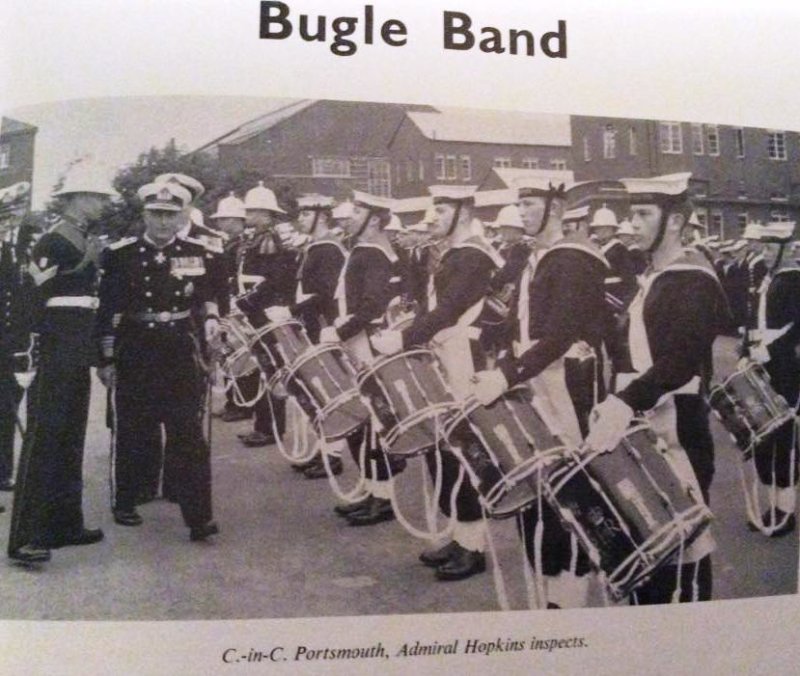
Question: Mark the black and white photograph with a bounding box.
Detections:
[3,1,800,674]
[1,95,798,621]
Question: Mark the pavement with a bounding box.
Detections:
[0,337,796,620]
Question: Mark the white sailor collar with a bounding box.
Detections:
[449,234,505,268]
[542,238,610,268]
[352,240,399,263]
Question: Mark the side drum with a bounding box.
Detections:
[543,424,713,601]
[708,360,795,459]
[444,387,566,519]
[358,349,454,456]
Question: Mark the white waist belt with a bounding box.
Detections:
[46,296,99,310]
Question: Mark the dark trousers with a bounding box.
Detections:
[347,423,405,481]
[755,357,800,488]
[425,446,484,522]
[254,389,286,437]
[8,342,90,551]
[113,338,212,528]
[0,359,23,482]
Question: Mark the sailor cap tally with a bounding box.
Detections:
[137,182,192,211]
[155,173,205,202]
[513,176,567,200]
[352,191,394,212]
[428,185,478,204]
[620,172,691,204]
[562,205,590,224]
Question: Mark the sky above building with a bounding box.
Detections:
[5,95,288,210]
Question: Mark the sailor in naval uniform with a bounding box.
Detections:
[586,173,730,604]
[317,191,406,524]
[471,178,616,607]
[745,220,800,536]
[617,218,648,276]
[237,194,348,478]
[373,184,503,581]
[590,204,639,315]
[740,221,768,359]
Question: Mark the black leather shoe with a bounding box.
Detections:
[291,453,322,473]
[43,528,105,549]
[0,478,14,492]
[0,504,5,514]
[304,457,342,479]
[419,540,460,568]
[113,508,143,527]
[435,546,486,581]
[240,431,274,447]
[346,498,394,526]
[9,544,51,564]
[333,495,373,517]
[749,509,796,537]
[190,521,219,542]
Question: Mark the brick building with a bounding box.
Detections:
[0,117,38,209]
[571,116,800,238]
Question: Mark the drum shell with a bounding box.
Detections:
[544,426,712,600]
[358,350,454,456]
[445,388,563,519]
[708,361,794,459]
[250,320,312,381]
[285,344,369,441]
[219,313,260,377]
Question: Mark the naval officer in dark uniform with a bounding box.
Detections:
[96,181,219,541]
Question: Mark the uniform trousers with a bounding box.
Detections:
[0,357,23,483]
[113,328,212,528]
[8,325,92,551]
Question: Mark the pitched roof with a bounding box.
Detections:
[405,107,570,146]
[1,116,38,137]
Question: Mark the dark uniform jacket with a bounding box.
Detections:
[337,242,401,342]
[292,237,346,337]
[601,238,639,312]
[402,236,501,350]
[499,239,613,387]
[0,225,37,356]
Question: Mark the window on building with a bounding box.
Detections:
[603,125,617,159]
[582,136,591,162]
[629,128,637,156]
[0,144,9,170]
[406,160,415,182]
[522,157,540,169]
[735,128,746,158]
[311,157,351,177]
[419,160,425,181]
[367,160,391,197]
[768,131,787,160]
[771,209,791,222]
[706,125,720,156]
[493,157,512,169]
[445,155,458,179]
[460,155,472,180]
[711,209,724,235]
[737,212,749,230]
[550,159,567,171]
[691,124,704,155]
[770,191,789,202]
[434,154,446,180]
[659,121,683,154]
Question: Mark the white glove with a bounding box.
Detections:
[586,395,634,452]
[319,326,340,343]
[749,343,770,364]
[472,369,509,406]
[371,330,403,356]
[265,305,291,322]
[13,371,36,389]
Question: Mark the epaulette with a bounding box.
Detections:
[108,236,137,251]
[451,235,506,268]
[181,234,223,254]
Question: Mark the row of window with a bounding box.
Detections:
[583,124,787,161]
[695,207,792,234]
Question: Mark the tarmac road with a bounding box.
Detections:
[0,337,796,620]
